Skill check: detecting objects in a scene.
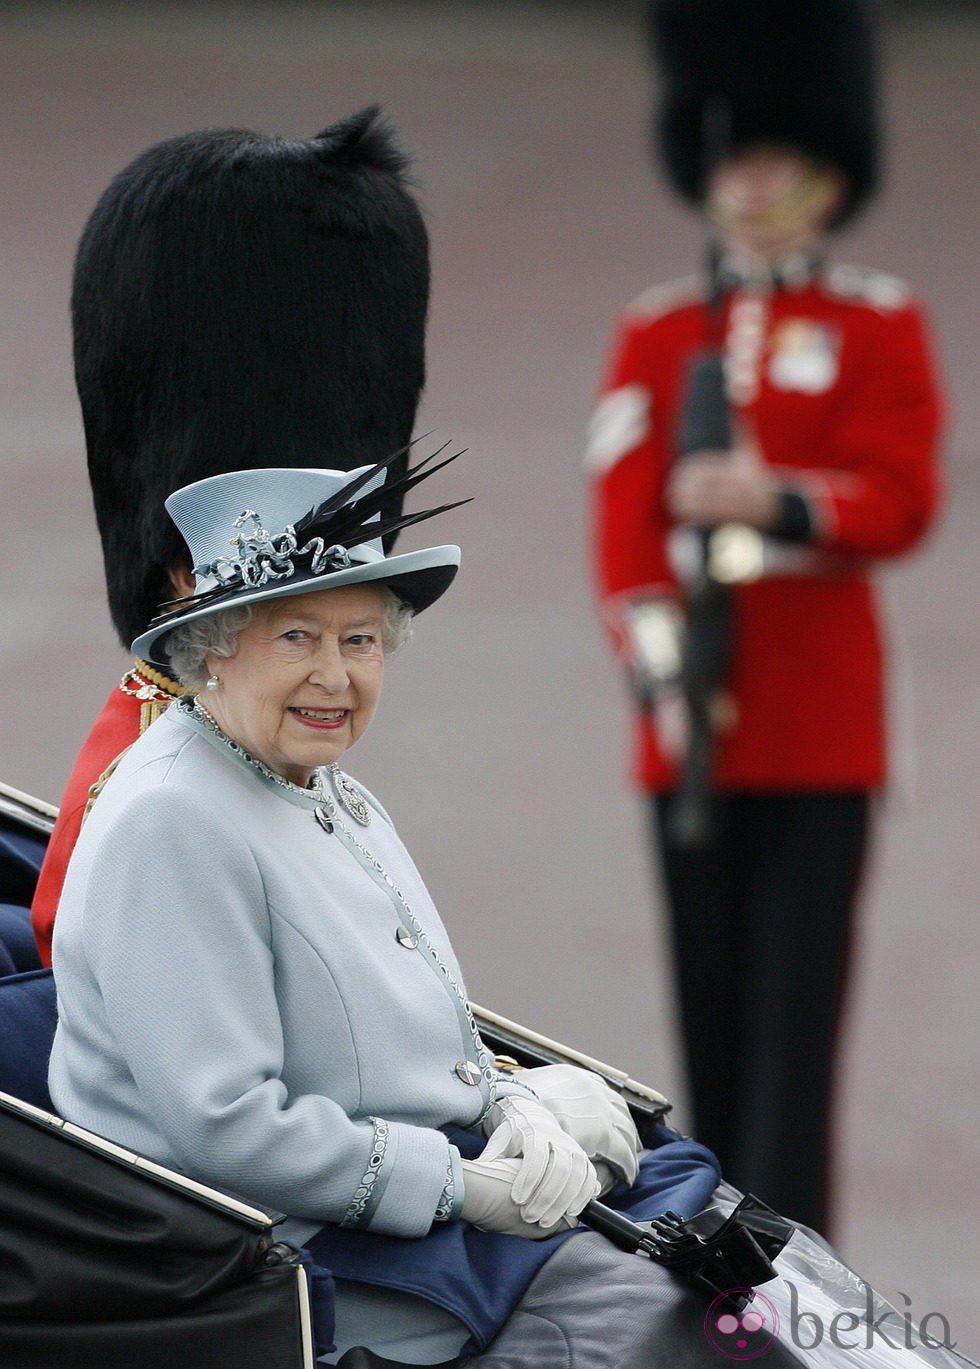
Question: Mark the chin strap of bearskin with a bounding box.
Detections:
[581,1194,793,1312]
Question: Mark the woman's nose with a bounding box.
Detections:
[308,641,350,692]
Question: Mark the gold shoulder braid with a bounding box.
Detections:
[82,659,187,825]
[83,748,132,822]
[119,657,185,735]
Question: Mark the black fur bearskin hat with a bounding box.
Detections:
[647,0,879,226]
[73,106,429,651]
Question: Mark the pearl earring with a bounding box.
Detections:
[205,675,221,692]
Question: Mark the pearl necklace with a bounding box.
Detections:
[188,697,371,824]
[191,697,325,801]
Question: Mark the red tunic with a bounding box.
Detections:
[587,264,945,793]
[30,663,182,965]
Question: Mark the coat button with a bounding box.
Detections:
[454,1060,483,1086]
[395,927,419,949]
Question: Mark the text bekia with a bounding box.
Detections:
[788,1280,956,1353]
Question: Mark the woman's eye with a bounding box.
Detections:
[345,634,378,653]
[281,630,308,644]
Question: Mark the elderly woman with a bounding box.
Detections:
[48,456,745,1368]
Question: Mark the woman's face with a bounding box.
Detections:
[203,583,386,787]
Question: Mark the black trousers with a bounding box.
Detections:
[651,790,871,1234]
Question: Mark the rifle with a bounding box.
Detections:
[666,335,734,850]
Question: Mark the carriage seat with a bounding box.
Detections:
[0,904,42,975]
[0,967,57,1110]
[0,804,56,1108]
[0,812,45,975]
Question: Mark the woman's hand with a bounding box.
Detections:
[479,1096,600,1227]
[459,1154,578,1239]
[519,1064,642,1191]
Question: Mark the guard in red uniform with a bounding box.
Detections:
[32,109,431,964]
[587,0,945,1231]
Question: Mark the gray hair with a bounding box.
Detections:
[166,586,414,688]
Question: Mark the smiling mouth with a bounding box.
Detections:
[291,707,347,722]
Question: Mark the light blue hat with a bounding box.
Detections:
[131,451,463,666]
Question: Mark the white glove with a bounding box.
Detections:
[623,599,684,705]
[520,1064,642,1190]
[460,1154,567,1239]
[480,1095,600,1227]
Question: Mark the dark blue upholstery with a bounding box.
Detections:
[0,967,57,1109]
[0,903,42,974]
[0,824,46,908]
[0,808,55,1106]
[0,816,45,973]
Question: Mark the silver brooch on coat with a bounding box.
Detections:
[329,764,371,826]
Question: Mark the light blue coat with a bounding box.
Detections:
[49,701,531,1247]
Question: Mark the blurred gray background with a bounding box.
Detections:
[2,0,977,1347]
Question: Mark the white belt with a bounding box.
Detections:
[668,525,866,584]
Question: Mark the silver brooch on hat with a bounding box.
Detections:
[200,509,354,593]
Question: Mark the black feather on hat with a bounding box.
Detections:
[647,0,879,226]
[73,107,430,650]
